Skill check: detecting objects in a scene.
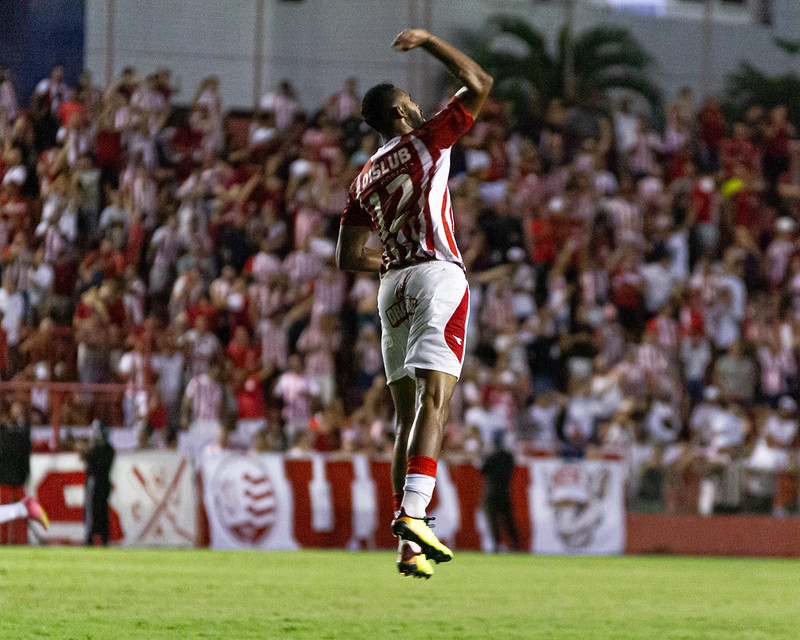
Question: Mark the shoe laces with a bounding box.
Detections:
[399,508,435,528]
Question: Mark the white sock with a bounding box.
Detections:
[402,474,436,518]
[0,501,27,524]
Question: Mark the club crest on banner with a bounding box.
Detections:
[530,459,625,555]
[547,464,609,550]
[211,455,278,545]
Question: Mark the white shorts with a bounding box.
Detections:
[378,261,469,384]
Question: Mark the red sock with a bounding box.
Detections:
[406,455,437,478]
[393,492,403,512]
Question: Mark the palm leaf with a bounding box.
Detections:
[572,27,653,75]
[774,37,800,56]
[468,16,661,113]
[724,62,800,127]
[589,72,663,111]
[487,15,550,58]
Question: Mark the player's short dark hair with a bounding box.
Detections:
[361,83,399,136]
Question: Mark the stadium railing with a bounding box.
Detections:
[0,381,126,451]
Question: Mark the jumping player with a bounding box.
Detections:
[337,28,492,578]
[0,496,49,531]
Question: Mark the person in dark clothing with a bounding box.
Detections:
[481,432,520,553]
[81,420,115,546]
[0,403,32,544]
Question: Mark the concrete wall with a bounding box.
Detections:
[84,0,800,112]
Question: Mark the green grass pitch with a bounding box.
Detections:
[1,548,799,639]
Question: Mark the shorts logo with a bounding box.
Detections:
[211,456,277,545]
[386,281,418,328]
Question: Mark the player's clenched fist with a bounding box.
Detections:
[392,29,432,52]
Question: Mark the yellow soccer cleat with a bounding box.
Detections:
[392,508,453,564]
[397,540,433,579]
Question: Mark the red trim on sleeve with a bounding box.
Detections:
[440,190,459,256]
[450,96,474,129]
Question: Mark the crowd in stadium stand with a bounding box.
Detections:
[2,63,800,517]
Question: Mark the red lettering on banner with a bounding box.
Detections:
[37,471,85,522]
[0,485,27,544]
[511,466,532,552]
[284,460,354,548]
[369,461,395,549]
[449,465,483,550]
[36,471,124,543]
[285,460,314,547]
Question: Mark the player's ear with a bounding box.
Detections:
[389,105,404,122]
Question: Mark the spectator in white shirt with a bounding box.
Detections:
[680,331,712,404]
[0,275,25,376]
[274,354,320,445]
[260,80,301,130]
[644,392,681,444]
[182,363,224,429]
[464,395,508,450]
[641,252,676,315]
[151,335,186,437]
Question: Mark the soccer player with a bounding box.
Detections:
[337,28,492,578]
[0,496,49,531]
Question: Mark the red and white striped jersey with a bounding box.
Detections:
[185,373,223,423]
[341,97,474,274]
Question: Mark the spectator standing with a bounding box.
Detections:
[274,354,320,447]
[0,402,30,544]
[680,331,712,404]
[81,419,115,546]
[714,340,756,405]
[151,334,186,440]
[481,432,520,553]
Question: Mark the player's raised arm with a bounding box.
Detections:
[392,28,493,119]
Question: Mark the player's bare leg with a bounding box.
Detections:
[389,376,416,501]
[389,376,433,578]
[406,370,457,464]
[392,369,458,564]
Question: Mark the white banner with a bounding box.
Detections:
[28,451,196,547]
[28,452,626,554]
[110,451,196,548]
[200,449,298,551]
[529,459,626,555]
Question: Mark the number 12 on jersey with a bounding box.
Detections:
[369,173,413,235]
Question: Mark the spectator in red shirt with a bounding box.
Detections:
[226,326,258,370]
[721,122,759,179]
[762,106,795,199]
[234,363,271,447]
[696,95,727,173]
